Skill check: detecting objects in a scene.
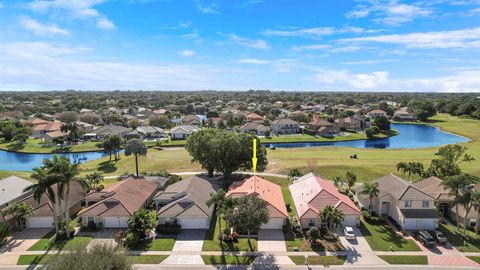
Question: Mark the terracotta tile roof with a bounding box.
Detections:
[227,176,288,218]
[32,122,61,132]
[246,112,263,121]
[289,173,360,218]
[26,118,50,126]
[368,109,386,114]
[80,177,158,217]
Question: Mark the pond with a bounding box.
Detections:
[266,124,469,149]
[0,124,469,172]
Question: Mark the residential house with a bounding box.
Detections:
[271,119,300,134]
[313,104,328,112]
[367,109,387,118]
[31,121,62,138]
[227,176,288,229]
[413,176,453,217]
[83,125,132,140]
[393,107,415,121]
[127,126,166,140]
[273,101,284,108]
[80,177,159,228]
[0,176,33,210]
[245,112,264,123]
[181,115,202,126]
[334,116,364,131]
[17,181,85,228]
[156,176,215,229]
[75,120,95,133]
[153,109,169,115]
[240,122,269,136]
[170,125,199,140]
[41,131,68,143]
[79,108,93,114]
[307,118,339,136]
[289,173,361,228]
[357,173,439,230]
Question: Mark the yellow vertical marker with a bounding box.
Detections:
[252,138,257,175]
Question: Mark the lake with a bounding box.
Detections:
[0,124,469,171]
[266,124,469,149]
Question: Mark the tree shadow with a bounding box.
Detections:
[98,160,118,173]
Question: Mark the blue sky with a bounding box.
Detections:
[0,0,479,92]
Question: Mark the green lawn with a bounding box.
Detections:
[360,219,420,251]
[0,138,101,153]
[127,255,168,264]
[289,256,346,265]
[378,255,428,265]
[202,211,257,252]
[27,232,92,251]
[131,237,176,251]
[282,187,297,217]
[201,255,256,265]
[467,256,480,264]
[17,255,50,265]
[438,223,480,252]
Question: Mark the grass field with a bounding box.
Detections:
[0,138,101,153]
[131,237,176,251]
[378,255,428,265]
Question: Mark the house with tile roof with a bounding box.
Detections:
[0,176,33,228]
[170,125,199,140]
[239,122,270,136]
[155,176,215,229]
[290,173,361,228]
[245,112,264,123]
[227,176,288,229]
[357,173,440,230]
[271,118,300,134]
[367,109,387,118]
[306,119,339,137]
[80,177,159,228]
[83,124,132,140]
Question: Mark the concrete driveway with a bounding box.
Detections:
[86,229,118,249]
[337,227,386,265]
[0,229,50,253]
[162,230,205,265]
[255,229,294,266]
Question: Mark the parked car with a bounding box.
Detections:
[344,227,355,240]
[431,230,448,245]
[417,230,435,247]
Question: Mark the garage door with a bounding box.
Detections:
[178,218,208,229]
[104,217,129,228]
[261,218,285,229]
[342,215,360,227]
[28,217,53,228]
[404,219,436,230]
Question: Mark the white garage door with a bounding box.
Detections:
[261,218,285,229]
[104,217,129,228]
[178,218,209,229]
[342,215,360,227]
[404,219,436,230]
[28,217,53,228]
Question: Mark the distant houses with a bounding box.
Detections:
[170,125,199,140]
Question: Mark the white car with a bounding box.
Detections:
[344,227,356,240]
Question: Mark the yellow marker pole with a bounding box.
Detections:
[252,138,257,175]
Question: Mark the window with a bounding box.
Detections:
[308,219,315,227]
[87,217,95,225]
[404,201,412,208]
[422,201,430,208]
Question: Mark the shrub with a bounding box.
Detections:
[46,243,132,270]
[361,210,371,221]
[0,222,10,244]
[123,232,140,249]
[155,224,181,234]
[306,227,321,242]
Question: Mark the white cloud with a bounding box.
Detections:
[346,1,432,26]
[27,0,115,30]
[237,58,270,64]
[312,69,389,89]
[179,50,195,57]
[96,17,115,30]
[197,2,220,14]
[228,34,269,49]
[340,27,480,49]
[21,17,70,36]
[0,41,218,90]
[262,27,336,38]
[292,44,331,51]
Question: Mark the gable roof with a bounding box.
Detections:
[170,125,199,134]
[272,118,299,125]
[414,176,452,201]
[308,119,333,127]
[240,122,269,132]
[0,176,33,207]
[80,177,158,217]
[374,173,435,200]
[91,125,131,136]
[227,176,288,218]
[289,173,360,218]
[246,112,263,121]
[156,176,215,218]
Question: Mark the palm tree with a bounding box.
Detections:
[458,188,478,233]
[320,206,344,232]
[360,182,380,214]
[60,123,69,143]
[442,174,477,230]
[345,171,357,195]
[396,162,407,178]
[25,167,59,234]
[68,122,79,143]
[102,136,114,161]
[333,176,344,189]
[2,203,33,231]
[109,135,123,160]
[125,139,148,177]
[206,189,226,241]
